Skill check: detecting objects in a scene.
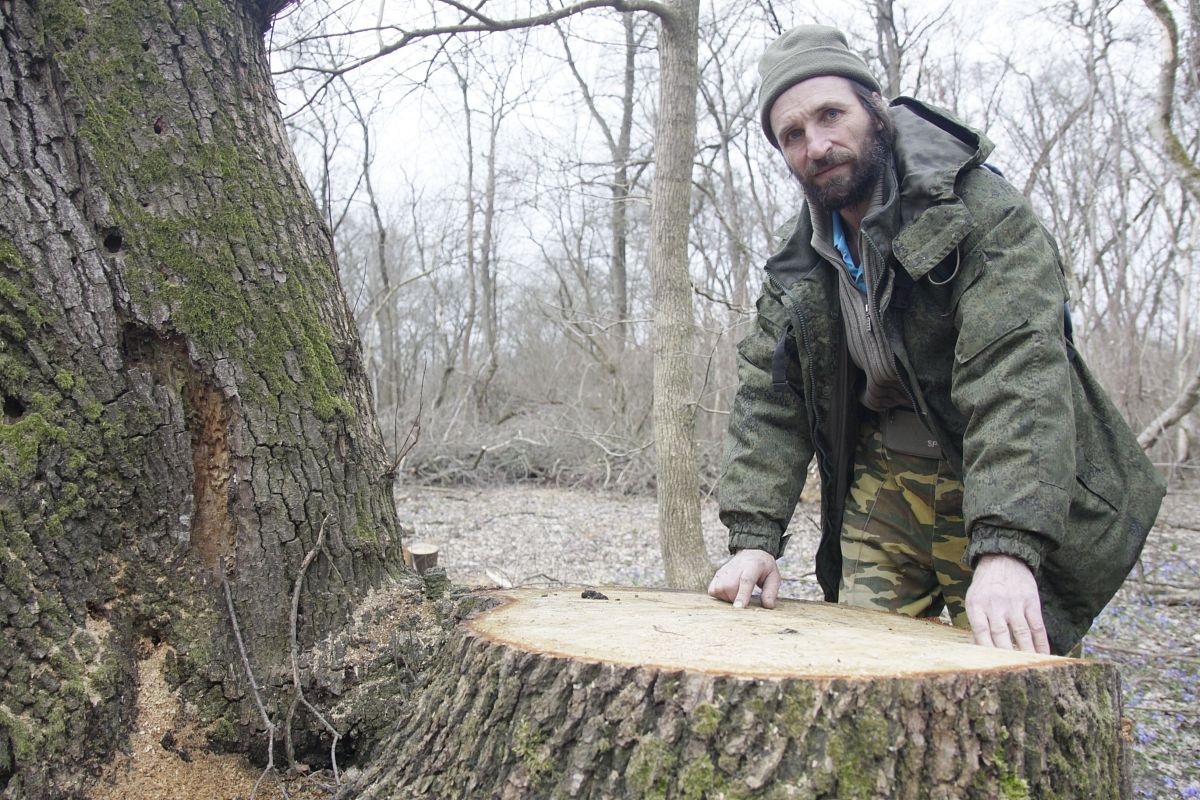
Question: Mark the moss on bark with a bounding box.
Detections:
[41,0,354,421]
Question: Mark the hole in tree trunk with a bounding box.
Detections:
[102,227,123,253]
[3,395,25,421]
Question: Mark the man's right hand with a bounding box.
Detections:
[707,549,781,609]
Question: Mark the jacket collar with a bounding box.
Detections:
[887,97,993,281]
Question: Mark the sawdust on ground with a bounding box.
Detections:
[85,643,334,800]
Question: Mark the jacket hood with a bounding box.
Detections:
[886,98,994,281]
[765,97,997,286]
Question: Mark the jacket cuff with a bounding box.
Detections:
[727,526,789,559]
[965,524,1048,574]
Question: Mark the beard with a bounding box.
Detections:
[796,126,891,211]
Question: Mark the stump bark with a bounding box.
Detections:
[349,588,1127,799]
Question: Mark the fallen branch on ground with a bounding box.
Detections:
[222,569,279,800]
[285,514,342,786]
[1087,640,1200,665]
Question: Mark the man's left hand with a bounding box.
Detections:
[964,554,1051,655]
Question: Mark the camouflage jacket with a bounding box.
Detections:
[718,97,1166,654]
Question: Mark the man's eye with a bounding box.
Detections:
[824,109,842,122]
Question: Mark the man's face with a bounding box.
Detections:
[768,76,888,211]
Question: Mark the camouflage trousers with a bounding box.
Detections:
[838,412,974,628]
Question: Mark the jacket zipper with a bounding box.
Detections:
[864,232,924,419]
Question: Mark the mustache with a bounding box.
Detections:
[803,150,854,180]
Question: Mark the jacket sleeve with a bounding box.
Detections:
[717,278,815,558]
[950,179,1074,573]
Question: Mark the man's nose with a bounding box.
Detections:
[807,130,833,160]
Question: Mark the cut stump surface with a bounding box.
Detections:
[472,588,1060,678]
[349,588,1127,799]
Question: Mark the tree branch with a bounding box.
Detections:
[285,514,342,785]
[222,570,279,800]
[1144,0,1200,202]
[273,0,673,106]
[1138,363,1200,449]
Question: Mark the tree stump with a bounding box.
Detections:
[349,588,1127,799]
[404,542,440,575]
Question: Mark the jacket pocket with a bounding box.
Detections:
[954,315,1028,364]
[1075,450,1121,513]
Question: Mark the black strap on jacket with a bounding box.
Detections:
[772,322,801,395]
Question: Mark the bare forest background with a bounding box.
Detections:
[268,0,1200,498]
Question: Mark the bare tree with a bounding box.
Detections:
[1139,0,1200,451]
[553,13,651,353]
[274,0,715,587]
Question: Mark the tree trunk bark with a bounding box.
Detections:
[0,1,404,795]
[345,588,1129,799]
[649,0,713,591]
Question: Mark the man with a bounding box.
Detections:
[707,25,1165,656]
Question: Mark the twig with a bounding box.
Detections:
[690,328,725,426]
[1133,576,1200,592]
[1126,703,1200,716]
[386,363,426,479]
[515,573,566,586]
[285,514,342,786]
[783,571,818,581]
[222,570,278,800]
[477,510,562,525]
[691,281,753,315]
[1086,641,1200,664]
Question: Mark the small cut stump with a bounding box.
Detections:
[349,588,1127,799]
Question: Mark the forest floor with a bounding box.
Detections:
[87,483,1199,799]
[397,482,1200,800]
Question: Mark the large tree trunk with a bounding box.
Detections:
[0,1,404,795]
[346,589,1128,799]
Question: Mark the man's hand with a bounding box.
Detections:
[965,554,1051,654]
[707,549,781,609]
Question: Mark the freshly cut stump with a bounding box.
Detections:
[351,588,1127,799]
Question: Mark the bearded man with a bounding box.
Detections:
[707,25,1164,656]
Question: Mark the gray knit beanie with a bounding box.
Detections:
[757,25,881,149]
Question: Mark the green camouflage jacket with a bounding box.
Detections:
[718,97,1166,654]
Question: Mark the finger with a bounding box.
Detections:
[989,611,1014,650]
[708,569,736,603]
[1009,622,1035,654]
[966,603,993,648]
[1026,603,1051,655]
[761,567,781,609]
[733,574,756,609]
